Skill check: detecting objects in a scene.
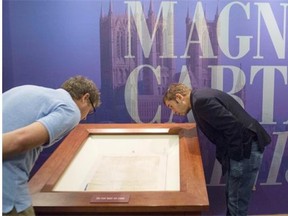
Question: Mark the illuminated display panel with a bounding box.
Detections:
[53,134,180,192]
[29,123,209,216]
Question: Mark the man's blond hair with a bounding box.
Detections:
[163,83,191,103]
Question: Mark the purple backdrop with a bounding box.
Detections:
[3,0,288,215]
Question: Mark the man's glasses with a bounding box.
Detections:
[88,97,96,115]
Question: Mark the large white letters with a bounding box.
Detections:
[181,1,216,59]
[254,3,288,59]
[210,65,246,107]
[250,66,287,124]
[217,2,252,59]
[125,1,177,58]
[125,65,162,123]
[261,131,288,185]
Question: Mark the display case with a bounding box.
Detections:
[29,123,209,216]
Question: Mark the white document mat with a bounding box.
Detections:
[53,134,180,192]
[85,155,166,191]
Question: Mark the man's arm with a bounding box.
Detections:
[2,122,49,160]
[195,98,245,161]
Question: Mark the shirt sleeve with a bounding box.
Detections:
[195,97,245,161]
[37,104,80,147]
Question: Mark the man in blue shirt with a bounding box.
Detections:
[2,75,101,216]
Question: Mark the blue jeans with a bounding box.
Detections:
[226,141,263,216]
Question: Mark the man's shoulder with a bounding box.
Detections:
[192,88,218,99]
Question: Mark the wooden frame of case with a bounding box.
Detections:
[29,123,209,216]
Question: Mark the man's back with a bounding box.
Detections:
[2,85,80,213]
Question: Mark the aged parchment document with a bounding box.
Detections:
[85,155,167,191]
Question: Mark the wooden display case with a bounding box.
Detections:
[29,123,209,216]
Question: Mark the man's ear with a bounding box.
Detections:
[82,93,90,102]
[175,93,183,103]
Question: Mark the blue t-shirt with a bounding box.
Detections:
[2,85,81,213]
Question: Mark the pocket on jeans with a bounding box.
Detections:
[250,141,263,171]
[230,159,244,178]
[251,152,263,171]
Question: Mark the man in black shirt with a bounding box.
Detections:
[163,83,271,216]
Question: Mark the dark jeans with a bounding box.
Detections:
[226,141,263,216]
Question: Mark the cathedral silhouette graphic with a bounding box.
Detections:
[97,1,241,123]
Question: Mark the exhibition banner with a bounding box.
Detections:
[3,0,287,214]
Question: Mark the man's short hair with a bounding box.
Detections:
[61,75,101,107]
[163,83,191,103]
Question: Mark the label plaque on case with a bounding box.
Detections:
[90,193,130,203]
